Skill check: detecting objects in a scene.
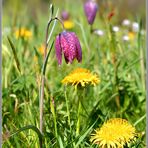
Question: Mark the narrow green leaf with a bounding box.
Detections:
[9,125,43,145]
[58,136,64,148]
[34,46,43,68]
[50,4,54,17]
[7,37,21,73]
[75,121,97,147]
[134,114,146,126]
[42,41,54,75]
[47,9,59,43]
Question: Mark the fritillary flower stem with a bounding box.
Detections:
[64,87,72,133]
[39,5,64,147]
[90,25,93,33]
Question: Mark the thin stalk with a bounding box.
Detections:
[64,87,71,133]
[39,12,61,133]
[47,17,64,43]
[76,88,85,137]
[134,114,146,126]
[75,21,90,56]
[76,100,81,137]
[80,88,88,117]
[50,97,58,138]
[39,9,61,148]
[137,20,145,91]
[140,48,145,90]
[114,59,121,109]
[39,17,63,132]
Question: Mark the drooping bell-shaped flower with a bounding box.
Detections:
[61,10,69,21]
[55,31,82,65]
[84,0,98,25]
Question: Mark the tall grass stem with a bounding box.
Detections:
[64,87,72,133]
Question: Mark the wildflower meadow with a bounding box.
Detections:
[2,0,146,147]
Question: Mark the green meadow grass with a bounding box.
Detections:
[2,0,146,147]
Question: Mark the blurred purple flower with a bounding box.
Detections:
[61,10,69,21]
[55,31,82,65]
[84,0,98,25]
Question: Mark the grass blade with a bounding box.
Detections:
[75,121,97,147]
[7,37,21,73]
[58,136,64,148]
[134,114,146,126]
[9,125,43,146]
[34,46,43,69]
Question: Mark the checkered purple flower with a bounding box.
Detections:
[84,0,98,25]
[55,31,82,65]
[61,10,69,20]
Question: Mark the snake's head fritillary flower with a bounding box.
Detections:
[84,0,98,25]
[61,10,69,21]
[90,118,137,148]
[55,31,82,65]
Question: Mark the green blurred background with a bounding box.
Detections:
[3,0,146,27]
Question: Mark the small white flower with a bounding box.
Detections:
[141,29,145,35]
[94,29,104,36]
[132,22,139,32]
[122,35,129,41]
[112,26,119,32]
[2,27,11,36]
[122,19,131,26]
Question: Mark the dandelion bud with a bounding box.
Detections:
[84,0,98,25]
[55,31,82,65]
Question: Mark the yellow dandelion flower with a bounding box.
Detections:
[128,32,135,40]
[90,118,136,148]
[33,44,45,64]
[61,68,100,87]
[63,20,74,29]
[15,28,32,39]
[38,44,45,56]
